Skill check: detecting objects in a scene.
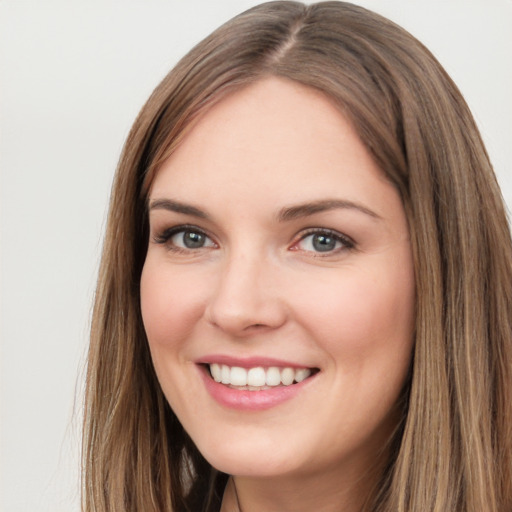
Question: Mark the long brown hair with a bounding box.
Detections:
[82,2,512,511]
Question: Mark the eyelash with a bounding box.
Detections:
[152,225,355,255]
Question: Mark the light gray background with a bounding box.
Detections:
[1,1,511,511]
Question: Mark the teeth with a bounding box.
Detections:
[281,367,295,386]
[265,367,281,386]
[230,366,247,386]
[295,368,311,383]
[208,364,312,388]
[247,367,266,387]
[210,363,222,382]
[221,364,230,384]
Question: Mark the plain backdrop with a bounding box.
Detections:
[1,1,511,511]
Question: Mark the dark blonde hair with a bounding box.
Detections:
[83,2,512,511]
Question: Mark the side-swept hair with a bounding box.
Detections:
[83,2,512,511]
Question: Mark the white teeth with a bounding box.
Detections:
[265,367,281,386]
[247,367,266,387]
[281,367,295,386]
[295,368,311,382]
[221,365,230,384]
[210,363,222,382]
[230,366,247,386]
[208,364,313,388]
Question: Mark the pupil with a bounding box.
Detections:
[313,234,335,252]
[184,231,204,248]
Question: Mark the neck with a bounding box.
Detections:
[220,463,382,512]
[220,478,241,512]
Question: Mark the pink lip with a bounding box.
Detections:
[197,364,318,411]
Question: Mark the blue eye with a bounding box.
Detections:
[154,226,216,251]
[172,230,214,249]
[296,230,353,253]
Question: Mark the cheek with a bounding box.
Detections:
[140,260,208,350]
[140,260,211,414]
[293,258,415,365]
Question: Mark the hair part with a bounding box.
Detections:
[83,2,512,511]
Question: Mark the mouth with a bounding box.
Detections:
[205,363,319,391]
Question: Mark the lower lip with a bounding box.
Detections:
[199,367,315,411]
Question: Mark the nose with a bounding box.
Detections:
[205,251,288,336]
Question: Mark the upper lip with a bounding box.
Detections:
[195,354,317,369]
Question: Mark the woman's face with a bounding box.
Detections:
[141,77,415,484]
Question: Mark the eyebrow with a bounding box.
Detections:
[148,198,209,219]
[277,199,382,222]
[148,197,381,222]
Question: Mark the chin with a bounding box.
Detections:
[193,433,312,478]
[209,456,297,479]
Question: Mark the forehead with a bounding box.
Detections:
[150,78,396,220]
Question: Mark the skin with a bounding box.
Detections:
[140,77,415,512]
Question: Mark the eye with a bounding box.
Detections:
[172,230,214,249]
[293,229,354,254]
[153,225,216,251]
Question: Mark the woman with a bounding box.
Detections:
[82,2,512,511]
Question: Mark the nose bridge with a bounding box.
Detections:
[206,244,285,334]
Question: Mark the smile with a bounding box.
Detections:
[198,359,319,410]
[208,363,314,390]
